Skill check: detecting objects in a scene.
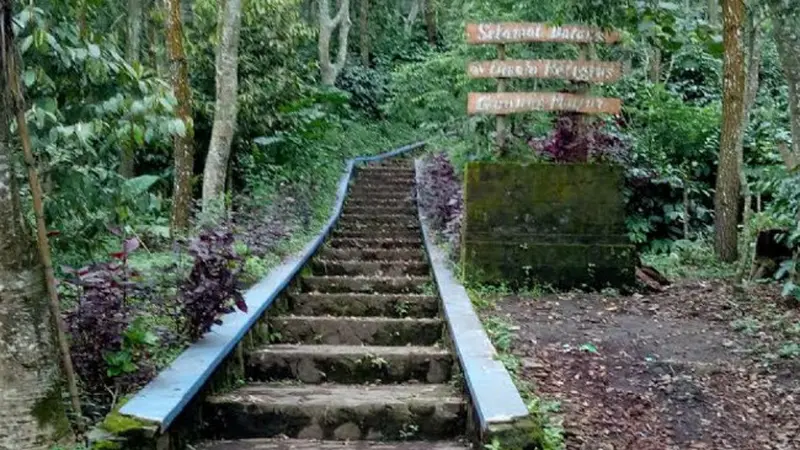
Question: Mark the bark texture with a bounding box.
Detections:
[318,0,351,85]
[404,0,420,33]
[359,0,369,66]
[423,0,437,45]
[0,8,71,446]
[714,0,745,262]
[202,0,243,212]
[768,0,800,162]
[166,0,195,231]
[120,0,144,179]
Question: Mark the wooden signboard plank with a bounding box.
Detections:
[468,92,621,115]
[467,59,622,82]
[466,23,620,45]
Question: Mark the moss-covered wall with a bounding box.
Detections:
[461,162,634,288]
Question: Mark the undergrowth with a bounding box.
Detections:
[468,286,566,450]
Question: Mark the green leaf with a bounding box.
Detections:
[122,175,160,197]
[88,43,101,58]
[23,69,36,87]
[170,119,187,137]
[579,343,599,354]
[253,136,285,146]
[20,35,33,54]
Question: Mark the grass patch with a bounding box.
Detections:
[467,287,566,450]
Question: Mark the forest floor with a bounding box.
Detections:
[489,280,800,450]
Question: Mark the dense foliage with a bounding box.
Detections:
[3,0,800,438]
[180,229,247,341]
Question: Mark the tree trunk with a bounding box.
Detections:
[166,0,195,232]
[318,0,351,86]
[404,0,420,33]
[737,13,764,279]
[359,0,369,66]
[0,4,72,447]
[121,0,144,179]
[714,0,745,262]
[708,0,719,25]
[423,0,437,45]
[768,0,800,163]
[202,0,243,213]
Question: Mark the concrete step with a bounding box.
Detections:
[343,205,417,216]
[327,238,423,249]
[204,383,465,441]
[301,276,430,294]
[345,197,417,211]
[199,439,471,450]
[246,344,453,384]
[311,260,429,277]
[288,293,439,318]
[347,192,415,203]
[269,316,442,346]
[333,230,422,240]
[338,214,419,226]
[354,180,415,189]
[318,247,426,262]
[335,224,420,236]
[349,186,415,197]
[358,167,416,176]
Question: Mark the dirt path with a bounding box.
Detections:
[493,281,800,450]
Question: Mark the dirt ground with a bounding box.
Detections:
[494,280,800,450]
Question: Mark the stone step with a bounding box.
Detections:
[345,197,417,211]
[288,293,439,318]
[269,316,442,346]
[338,214,419,226]
[311,260,429,277]
[199,439,471,450]
[327,238,423,249]
[203,383,465,441]
[349,186,415,197]
[318,247,426,262]
[354,179,415,188]
[335,223,420,236]
[246,344,453,384]
[358,168,416,176]
[333,230,422,240]
[347,192,415,203]
[344,204,416,215]
[301,276,430,294]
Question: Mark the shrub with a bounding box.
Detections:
[336,65,390,119]
[180,229,247,341]
[63,237,157,396]
[418,153,463,258]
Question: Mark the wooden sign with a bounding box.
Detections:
[468,92,621,116]
[466,23,620,45]
[467,59,622,82]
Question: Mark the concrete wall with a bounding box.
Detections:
[461,162,635,288]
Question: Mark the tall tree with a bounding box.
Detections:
[767,0,800,164]
[359,0,369,66]
[0,2,73,446]
[166,0,195,231]
[714,0,746,262]
[318,0,351,85]
[202,0,243,213]
[424,0,437,45]
[121,0,144,178]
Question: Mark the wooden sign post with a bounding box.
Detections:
[466,22,622,155]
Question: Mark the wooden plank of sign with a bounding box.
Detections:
[466,23,620,45]
[468,92,621,115]
[467,59,622,83]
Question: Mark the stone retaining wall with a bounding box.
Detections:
[461,162,635,288]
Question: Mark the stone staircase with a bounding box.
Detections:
[200,160,470,449]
